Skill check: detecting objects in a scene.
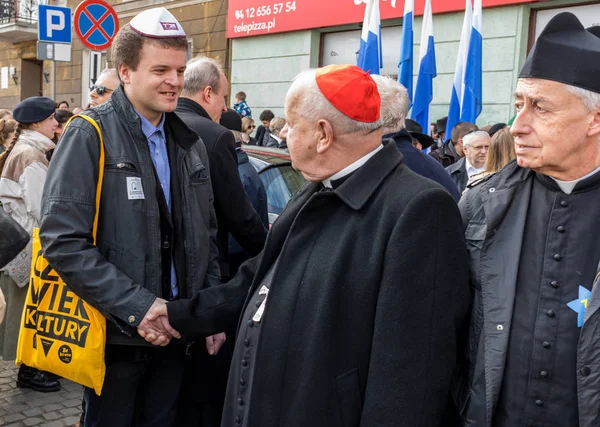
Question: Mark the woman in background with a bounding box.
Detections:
[241,116,257,145]
[0,96,60,393]
[0,118,17,155]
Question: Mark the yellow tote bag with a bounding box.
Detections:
[16,114,106,395]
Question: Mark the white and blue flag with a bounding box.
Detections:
[461,0,482,123]
[398,0,414,103]
[410,0,436,135]
[357,0,381,74]
[446,0,472,140]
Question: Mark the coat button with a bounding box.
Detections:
[497,324,504,331]
[580,367,591,377]
[162,240,170,249]
[128,315,136,323]
[240,378,246,386]
[244,339,250,347]
[242,358,248,367]
[247,320,253,327]
[560,200,568,207]
[542,341,551,349]
[557,226,565,233]
[489,188,496,193]
[236,416,242,424]
[535,400,543,407]
[238,398,244,406]
[540,371,548,378]
[553,254,561,261]
[550,281,559,288]
[547,310,555,318]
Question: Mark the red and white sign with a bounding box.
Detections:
[74,0,119,51]
[227,0,540,38]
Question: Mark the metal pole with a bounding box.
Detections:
[51,60,56,101]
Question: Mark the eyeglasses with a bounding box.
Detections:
[249,125,256,129]
[91,85,114,96]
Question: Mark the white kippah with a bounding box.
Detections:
[129,7,186,39]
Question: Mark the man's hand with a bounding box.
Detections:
[205,333,226,355]
[137,298,181,346]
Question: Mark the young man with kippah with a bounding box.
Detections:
[458,13,600,427]
[144,64,471,426]
[39,8,221,425]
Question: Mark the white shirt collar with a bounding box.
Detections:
[322,145,384,188]
[465,157,485,178]
[271,134,282,144]
[550,167,600,194]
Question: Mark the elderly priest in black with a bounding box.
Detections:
[141,64,471,427]
[457,13,600,427]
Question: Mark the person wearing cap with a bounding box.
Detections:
[0,96,60,393]
[372,74,461,201]
[458,13,600,427]
[145,64,470,426]
[38,8,222,425]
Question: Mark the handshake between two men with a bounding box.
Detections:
[136,298,227,356]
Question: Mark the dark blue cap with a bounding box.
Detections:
[13,96,56,124]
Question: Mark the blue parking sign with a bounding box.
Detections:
[38,5,72,44]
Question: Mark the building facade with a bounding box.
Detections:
[0,0,228,109]
[228,0,600,126]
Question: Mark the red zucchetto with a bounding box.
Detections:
[315,64,381,123]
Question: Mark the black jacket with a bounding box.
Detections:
[228,148,269,275]
[458,163,600,427]
[167,141,470,426]
[430,140,460,168]
[176,98,267,279]
[40,86,220,345]
[386,130,461,201]
[446,157,468,195]
[254,125,267,146]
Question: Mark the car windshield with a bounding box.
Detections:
[259,165,305,216]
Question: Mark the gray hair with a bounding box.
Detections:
[182,57,223,96]
[269,117,286,135]
[286,69,383,136]
[463,130,491,147]
[565,84,600,111]
[99,68,118,80]
[370,74,409,132]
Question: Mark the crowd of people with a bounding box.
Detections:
[0,6,599,427]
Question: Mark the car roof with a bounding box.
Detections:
[243,146,292,172]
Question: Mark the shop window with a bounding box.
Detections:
[321,26,402,78]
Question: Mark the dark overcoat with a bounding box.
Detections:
[457,162,600,427]
[446,157,468,195]
[168,141,471,427]
[175,98,267,279]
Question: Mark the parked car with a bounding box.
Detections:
[243,145,306,224]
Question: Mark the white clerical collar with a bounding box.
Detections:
[550,167,600,194]
[465,157,485,178]
[322,145,384,188]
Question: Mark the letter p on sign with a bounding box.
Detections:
[38,5,72,44]
[47,10,65,38]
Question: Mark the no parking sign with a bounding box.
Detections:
[74,0,119,51]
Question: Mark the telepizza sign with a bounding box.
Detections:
[227,0,540,38]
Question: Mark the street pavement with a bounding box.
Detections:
[0,359,82,426]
